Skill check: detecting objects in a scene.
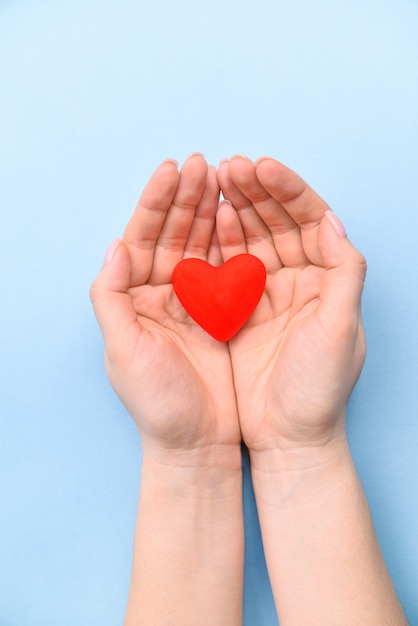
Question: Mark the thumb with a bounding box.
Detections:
[90,239,138,357]
[318,211,367,325]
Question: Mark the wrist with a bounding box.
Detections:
[140,442,243,502]
[249,435,354,505]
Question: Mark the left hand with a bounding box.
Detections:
[90,155,240,464]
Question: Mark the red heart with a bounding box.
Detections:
[172,254,266,342]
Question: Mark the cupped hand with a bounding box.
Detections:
[90,155,240,461]
[217,156,367,453]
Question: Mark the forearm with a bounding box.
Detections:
[124,444,244,626]
[250,438,407,626]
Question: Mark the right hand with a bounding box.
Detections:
[217,156,367,455]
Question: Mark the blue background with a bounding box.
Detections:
[1,0,417,624]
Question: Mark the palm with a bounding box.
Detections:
[230,266,364,450]
[123,282,238,448]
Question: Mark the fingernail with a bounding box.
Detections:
[230,154,251,161]
[255,156,272,166]
[104,238,121,264]
[188,151,205,159]
[163,158,179,168]
[325,210,347,238]
[218,199,232,209]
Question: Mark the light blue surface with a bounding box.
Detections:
[1,0,417,624]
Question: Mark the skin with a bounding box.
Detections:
[90,154,407,625]
[90,154,244,626]
[217,156,407,625]
[93,155,239,453]
[217,155,367,453]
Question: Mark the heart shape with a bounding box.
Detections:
[172,254,266,342]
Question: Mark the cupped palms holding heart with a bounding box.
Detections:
[172,253,266,342]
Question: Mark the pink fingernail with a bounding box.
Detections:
[325,210,347,238]
[104,238,121,264]
[163,158,179,168]
[218,200,232,208]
